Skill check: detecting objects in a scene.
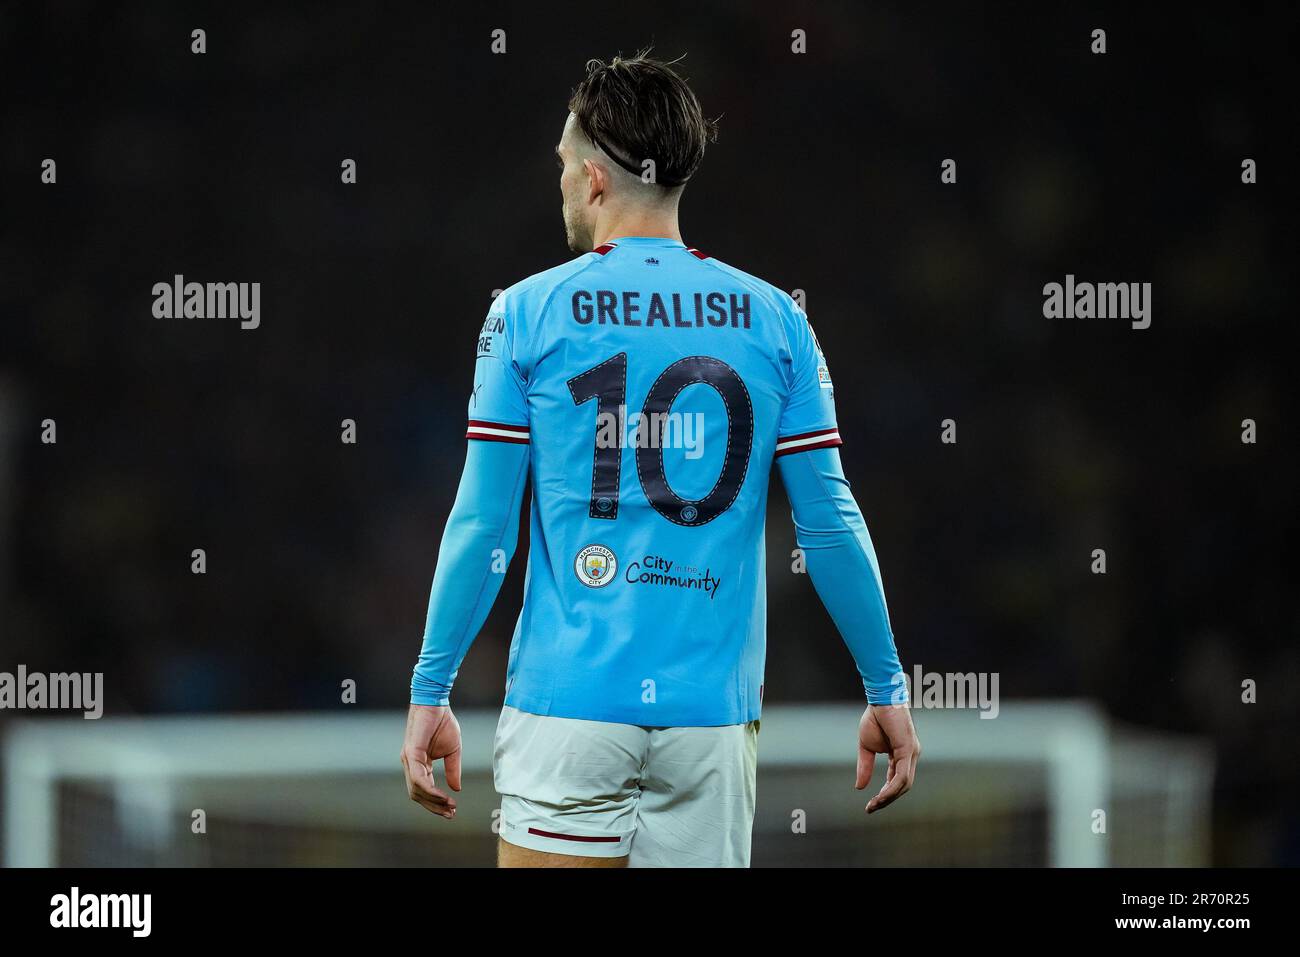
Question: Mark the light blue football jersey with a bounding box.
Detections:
[467,236,841,726]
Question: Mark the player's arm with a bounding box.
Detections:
[403,439,528,818]
[409,439,530,709]
[778,446,920,813]
[403,295,531,819]
[774,295,919,814]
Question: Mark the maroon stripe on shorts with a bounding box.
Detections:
[527,827,622,844]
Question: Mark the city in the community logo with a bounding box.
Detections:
[574,544,617,588]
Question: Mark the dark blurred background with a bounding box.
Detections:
[1,2,1296,865]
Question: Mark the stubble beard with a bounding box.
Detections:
[563,201,591,254]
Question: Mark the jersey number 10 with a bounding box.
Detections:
[567,353,754,527]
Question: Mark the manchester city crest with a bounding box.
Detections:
[574,544,617,588]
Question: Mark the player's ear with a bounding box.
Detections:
[583,157,606,204]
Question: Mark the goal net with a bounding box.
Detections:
[2,702,1213,867]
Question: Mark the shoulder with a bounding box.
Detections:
[697,254,808,342]
[699,256,800,313]
[481,254,607,363]
[491,253,606,320]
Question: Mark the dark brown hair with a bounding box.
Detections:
[568,51,717,188]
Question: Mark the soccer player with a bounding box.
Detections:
[401,52,920,868]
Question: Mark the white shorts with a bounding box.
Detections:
[493,705,759,867]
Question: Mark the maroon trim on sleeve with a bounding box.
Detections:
[774,427,843,457]
[466,420,530,444]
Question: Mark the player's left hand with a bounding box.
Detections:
[400,704,463,819]
[855,703,920,814]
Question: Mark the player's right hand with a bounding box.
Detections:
[855,703,921,815]
[401,704,463,819]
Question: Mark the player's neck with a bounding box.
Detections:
[592,211,682,248]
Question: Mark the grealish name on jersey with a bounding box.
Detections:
[572,290,752,329]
